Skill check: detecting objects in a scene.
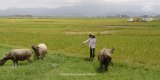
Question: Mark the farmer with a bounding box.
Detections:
[82,34,96,61]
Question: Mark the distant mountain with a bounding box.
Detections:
[0,8,53,16]
[0,3,159,17]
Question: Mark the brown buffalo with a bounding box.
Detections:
[32,43,47,60]
[0,49,32,66]
[98,47,114,71]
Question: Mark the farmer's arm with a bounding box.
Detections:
[82,39,89,45]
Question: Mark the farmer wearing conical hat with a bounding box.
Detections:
[82,34,96,61]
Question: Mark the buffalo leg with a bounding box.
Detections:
[13,60,18,66]
[100,63,103,72]
[27,58,32,64]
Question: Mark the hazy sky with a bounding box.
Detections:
[0,0,160,12]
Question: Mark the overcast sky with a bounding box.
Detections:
[0,0,160,13]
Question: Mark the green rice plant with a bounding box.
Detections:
[0,18,160,80]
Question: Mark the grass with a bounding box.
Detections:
[0,18,160,80]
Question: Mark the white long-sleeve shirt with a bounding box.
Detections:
[83,38,96,48]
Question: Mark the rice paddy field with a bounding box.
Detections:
[0,18,160,80]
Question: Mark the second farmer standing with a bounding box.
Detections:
[82,34,96,61]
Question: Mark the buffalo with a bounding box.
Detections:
[0,49,32,66]
[98,47,114,71]
[32,43,47,60]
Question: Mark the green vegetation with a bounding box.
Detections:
[0,18,160,80]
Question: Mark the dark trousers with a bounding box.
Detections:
[90,47,95,59]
